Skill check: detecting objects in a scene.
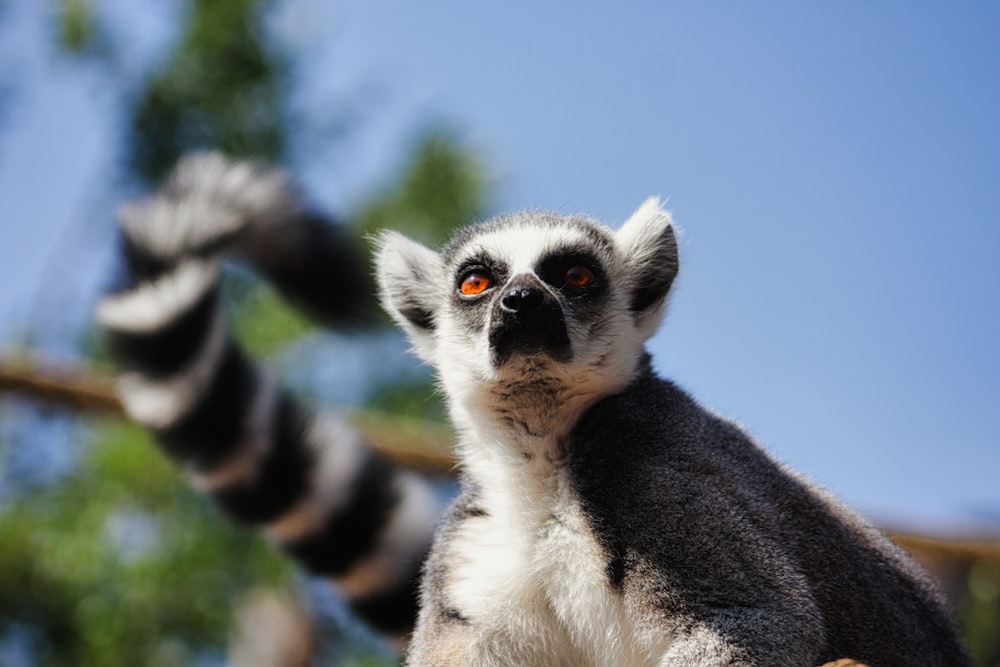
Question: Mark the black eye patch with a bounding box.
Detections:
[536,250,606,296]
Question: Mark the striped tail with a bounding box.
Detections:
[96,153,440,638]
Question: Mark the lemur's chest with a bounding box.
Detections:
[443,467,660,667]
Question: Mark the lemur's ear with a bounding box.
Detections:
[615,197,679,337]
[375,231,442,362]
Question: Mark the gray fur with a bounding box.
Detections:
[376,201,970,666]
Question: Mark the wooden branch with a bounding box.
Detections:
[2,356,997,561]
[0,358,123,413]
[891,532,1000,563]
[0,356,455,472]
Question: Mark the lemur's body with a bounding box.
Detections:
[100,155,971,666]
[377,207,969,666]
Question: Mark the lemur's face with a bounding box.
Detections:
[442,217,615,373]
[376,199,678,428]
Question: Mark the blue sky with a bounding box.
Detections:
[1,1,998,534]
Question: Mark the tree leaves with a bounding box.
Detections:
[127,0,289,185]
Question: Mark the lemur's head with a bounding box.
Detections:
[376,198,678,433]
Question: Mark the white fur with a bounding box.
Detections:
[116,310,228,428]
[120,198,240,260]
[120,152,296,260]
[97,259,219,334]
[447,433,666,667]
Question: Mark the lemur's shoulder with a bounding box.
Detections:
[567,355,763,489]
[567,359,967,666]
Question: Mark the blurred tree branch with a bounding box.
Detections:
[3,355,997,549]
[0,356,456,473]
[0,356,121,412]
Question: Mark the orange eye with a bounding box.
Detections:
[460,271,493,296]
[564,265,594,287]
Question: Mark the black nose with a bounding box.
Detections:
[501,286,544,313]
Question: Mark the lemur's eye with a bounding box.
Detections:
[459,271,493,296]
[564,265,594,287]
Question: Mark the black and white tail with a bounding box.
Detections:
[96,153,440,638]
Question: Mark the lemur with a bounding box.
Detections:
[98,154,971,666]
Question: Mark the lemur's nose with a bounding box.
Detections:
[501,286,544,313]
[490,276,570,365]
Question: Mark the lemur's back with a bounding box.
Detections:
[569,363,968,666]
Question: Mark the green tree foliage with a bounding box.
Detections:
[0,421,292,666]
[127,0,289,184]
[964,558,1000,667]
[357,129,490,247]
[55,0,290,185]
[54,0,111,62]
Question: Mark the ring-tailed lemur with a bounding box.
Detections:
[97,153,440,638]
[100,155,971,666]
[375,204,971,667]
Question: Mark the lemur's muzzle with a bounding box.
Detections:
[489,274,571,367]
